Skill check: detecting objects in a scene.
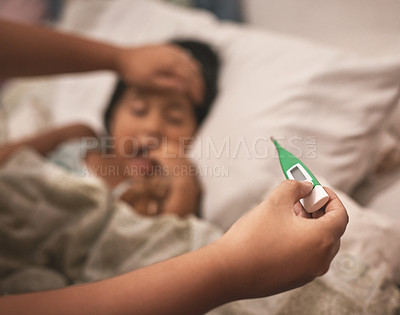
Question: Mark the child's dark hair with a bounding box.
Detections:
[104,40,220,132]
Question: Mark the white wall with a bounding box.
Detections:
[242,0,400,56]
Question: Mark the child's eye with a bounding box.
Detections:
[167,115,184,125]
[129,100,148,116]
[165,107,185,125]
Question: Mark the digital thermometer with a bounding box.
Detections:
[271,137,329,213]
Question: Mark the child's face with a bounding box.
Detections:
[110,87,197,158]
[108,87,200,216]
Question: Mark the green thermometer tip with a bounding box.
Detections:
[271,137,330,213]
[271,137,320,187]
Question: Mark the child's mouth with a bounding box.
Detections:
[128,147,161,176]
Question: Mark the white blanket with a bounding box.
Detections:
[0,149,399,314]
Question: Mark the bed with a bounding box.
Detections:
[0,0,400,313]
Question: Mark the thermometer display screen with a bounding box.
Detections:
[290,166,307,181]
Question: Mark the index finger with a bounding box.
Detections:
[167,45,204,103]
[169,63,204,104]
[317,187,349,239]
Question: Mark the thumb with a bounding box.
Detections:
[317,187,349,239]
[268,180,314,209]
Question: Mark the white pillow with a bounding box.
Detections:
[37,0,400,229]
[0,79,55,143]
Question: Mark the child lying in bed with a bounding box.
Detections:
[0,21,350,315]
[0,40,219,218]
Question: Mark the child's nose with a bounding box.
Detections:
[142,110,164,139]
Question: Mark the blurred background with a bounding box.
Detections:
[1,0,400,57]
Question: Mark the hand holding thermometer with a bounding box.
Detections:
[271,137,329,213]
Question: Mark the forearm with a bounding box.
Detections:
[0,181,349,314]
[0,124,97,164]
[0,19,122,79]
[0,243,231,315]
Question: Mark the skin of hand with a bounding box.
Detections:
[148,141,201,216]
[213,180,349,301]
[119,175,171,216]
[116,44,205,104]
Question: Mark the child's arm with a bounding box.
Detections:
[0,181,348,315]
[0,124,97,165]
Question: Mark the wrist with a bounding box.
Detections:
[112,46,130,80]
[168,175,201,216]
[208,237,246,302]
[94,39,123,74]
[192,242,235,308]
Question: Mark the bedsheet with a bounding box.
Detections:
[0,149,399,314]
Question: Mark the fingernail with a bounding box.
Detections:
[304,181,313,187]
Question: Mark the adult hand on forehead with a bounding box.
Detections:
[116,44,205,104]
[0,20,204,104]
